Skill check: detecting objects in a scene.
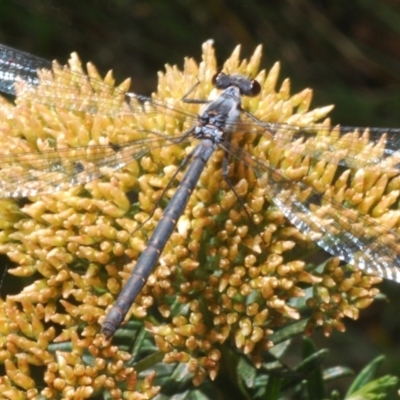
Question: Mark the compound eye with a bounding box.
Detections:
[249,80,261,96]
[212,72,229,89]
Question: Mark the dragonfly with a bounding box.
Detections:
[0,43,400,338]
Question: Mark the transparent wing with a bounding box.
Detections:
[0,136,195,198]
[262,122,400,172]
[265,174,400,282]
[0,44,51,95]
[0,43,202,122]
[2,43,400,193]
[2,42,400,173]
[225,142,400,282]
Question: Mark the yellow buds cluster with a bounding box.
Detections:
[0,39,388,396]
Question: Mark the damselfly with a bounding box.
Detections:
[0,42,399,338]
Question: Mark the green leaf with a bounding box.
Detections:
[324,366,354,383]
[302,337,326,400]
[346,356,385,395]
[268,319,309,344]
[132,351,165,373]
[264,376,282,400]
[237,356,257,389]
[280,345,328,391]
[345,375,399,400]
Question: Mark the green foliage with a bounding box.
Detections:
[118,320,398,399]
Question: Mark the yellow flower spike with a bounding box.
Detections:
[1,388,26,400]
[292,88,313,113]
[278,78,291,101]
[244,339,256,354]
[238,317,252,337]
[51,312,73,327]
[3,361,34,392]
[192,367,207,387]
[264,62,280,94]
[15,315,33,338]
[342,305,360,320]
[307,105,335,123]
[372,191,400,218]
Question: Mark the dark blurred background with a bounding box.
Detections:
[0,0,400,393]
[2,0,400,127]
